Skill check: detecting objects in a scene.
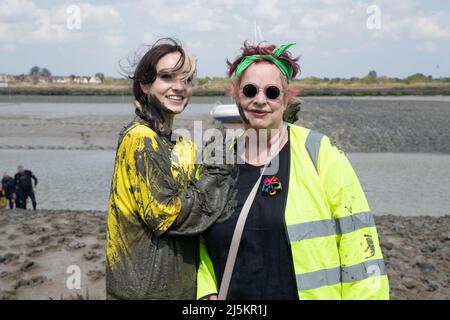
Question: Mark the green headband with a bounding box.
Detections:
[234,43,296,81]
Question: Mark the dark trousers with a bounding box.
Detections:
[16,188,37,210]
[6,194,14,209]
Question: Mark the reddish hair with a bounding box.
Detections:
[226,41,301,101]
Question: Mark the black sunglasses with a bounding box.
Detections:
[240,83,283,100]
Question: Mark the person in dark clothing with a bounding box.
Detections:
[1,173,16,209]
[14,166,38,210]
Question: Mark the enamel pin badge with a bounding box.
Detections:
[261,176,282,196]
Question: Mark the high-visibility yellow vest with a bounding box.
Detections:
[197,124,390,300]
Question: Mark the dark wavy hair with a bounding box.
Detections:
[128,38,196,135]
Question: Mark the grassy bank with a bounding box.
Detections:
[1,79,450,96]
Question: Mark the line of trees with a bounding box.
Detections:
[299,71,449,85]
[28,66,105,82]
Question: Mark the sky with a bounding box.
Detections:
[0,0,449,79]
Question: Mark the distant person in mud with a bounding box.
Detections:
[197,42,390,300]
[106,38,236,299]
[1,173,16,209]
[14,166,38,210]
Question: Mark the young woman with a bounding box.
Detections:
[198,42,390,300]
[106,38,236,299]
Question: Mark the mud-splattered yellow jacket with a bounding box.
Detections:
[106,117,235,299]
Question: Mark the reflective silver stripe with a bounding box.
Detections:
[296,266,341,291]
[287,219,336,242]
[296,259,386,291]
[341,259,387,283]
[305,130,324,172]
[287,211,375,242]
[335,211,375,234]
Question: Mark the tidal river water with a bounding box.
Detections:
[0,96,449,215]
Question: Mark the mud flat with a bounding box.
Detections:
[0,209,106,300]
[1,96,449,153]
[0,209,448,300]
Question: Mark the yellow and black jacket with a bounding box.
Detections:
[106,117,235,299]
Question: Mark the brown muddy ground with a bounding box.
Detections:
[0,209,448,300]
[0,209,106,300]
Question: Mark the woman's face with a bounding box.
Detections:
[236,62,288,130]
[141,51,193,114]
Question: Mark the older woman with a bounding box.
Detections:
[198,42,389,300]
[106,38,236,300]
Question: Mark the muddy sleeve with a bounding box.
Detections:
[167,163,237,236]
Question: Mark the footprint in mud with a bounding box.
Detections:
[14,275,46,290]
[65,240,86,250]
[87,270,105,282]
[25,235,52,248]
[27,249,44,257]
[90,243,103,250]
[20,224,36,235]
[7,234,18,240]
[83,251,102,262]
[79,131,91,145]
[0,253,21,264]
[19,259,35,272]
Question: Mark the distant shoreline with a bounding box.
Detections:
[2,94,450,104]
[1,83,450,98]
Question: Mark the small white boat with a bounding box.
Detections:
[210,104,242,123]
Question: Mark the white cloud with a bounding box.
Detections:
[139,0,231,32]
[0,0,42,21]
[0,0,123,46]
[0,0,448,77]
[413,15,450,39]
[254,0,282,20]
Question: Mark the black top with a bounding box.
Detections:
[14,170,38,191]
[204,131,298,300]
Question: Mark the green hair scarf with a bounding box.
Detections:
[234,43,296,81]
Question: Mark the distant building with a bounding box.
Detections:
[38,76,52,83]
[74,76,89,84]
[53,76,71,84]
[0,74,8,88]
[89,76,102,84]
